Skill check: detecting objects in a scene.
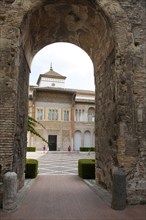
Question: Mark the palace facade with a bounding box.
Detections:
[28,66,95,151]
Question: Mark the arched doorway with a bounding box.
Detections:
[84,131,91,147]
[74,131,82,151]
[0,0,145,204]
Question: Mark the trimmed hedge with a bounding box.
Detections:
[25,159,38,178]
[78,159,95,179]
[80,147,95,152]
[27,147,36,152]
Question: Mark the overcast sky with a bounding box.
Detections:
[30,42,95,91]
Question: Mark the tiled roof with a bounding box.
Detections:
[37,69,66,85]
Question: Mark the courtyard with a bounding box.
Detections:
[0,151,145,220]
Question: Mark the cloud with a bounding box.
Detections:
[30,42,95,90]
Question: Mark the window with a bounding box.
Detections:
[36,108,43,120]
[75,109,84,122]
[88,107,95,122]
[64,110,69,121]
[48,109,58,120]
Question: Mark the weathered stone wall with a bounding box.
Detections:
[13,47,29,189]
[118,0,146,204]
[0,0,145,205]
[0,5,20,183]
[96,0,146,203]
[0,3,29,188]
[95,49,116,190]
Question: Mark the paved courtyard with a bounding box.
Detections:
[0,151,145,220]
[27,151,95,175]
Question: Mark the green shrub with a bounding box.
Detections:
[78,159,95,179]
[25,159,38,178]
[80,147,95,152]
[27,147,36,152]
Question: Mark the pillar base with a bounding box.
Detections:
[3,172,18,211]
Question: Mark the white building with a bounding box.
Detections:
[28,66,95,151]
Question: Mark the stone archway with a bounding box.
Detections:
[0,0,145,206]
[20,0,115,190]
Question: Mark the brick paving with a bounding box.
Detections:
[0,152,145,220]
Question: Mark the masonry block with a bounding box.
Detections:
[3,172,17,211]
[111,169,126,210]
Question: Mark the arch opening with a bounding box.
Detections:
[20,0,115,192]
[30,42,95,90]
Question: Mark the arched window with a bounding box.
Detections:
[88,107,95,122]
[75,109,85,122]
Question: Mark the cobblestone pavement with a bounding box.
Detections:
[0,151,145,220]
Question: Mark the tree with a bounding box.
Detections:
[28,116,48,144]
